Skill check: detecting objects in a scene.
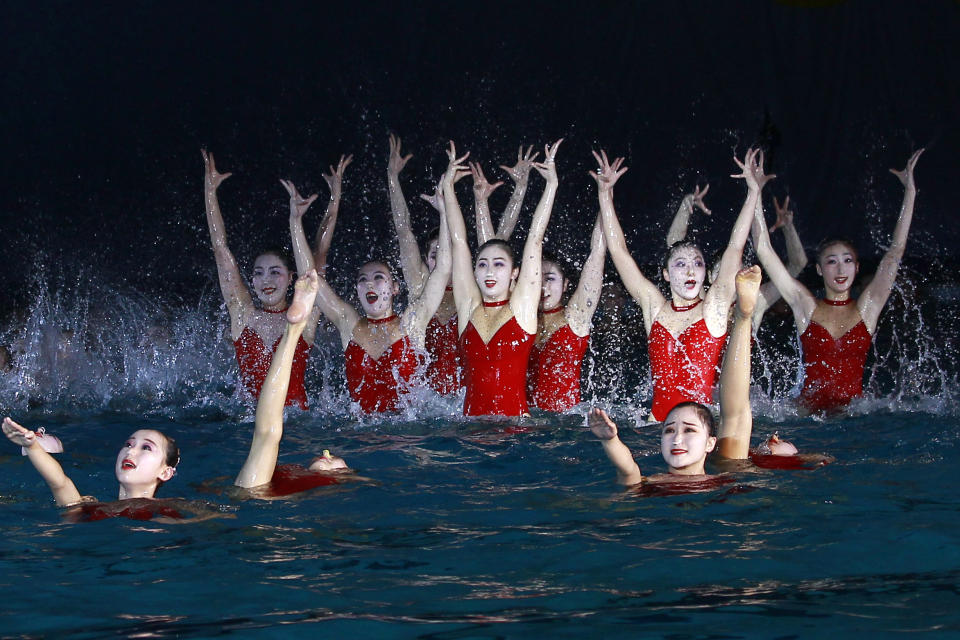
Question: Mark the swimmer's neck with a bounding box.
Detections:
[117,482,159,501]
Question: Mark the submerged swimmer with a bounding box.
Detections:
[589,266,766,487]
[1,417,214,522]
[235,269,351,498]
[752,149,924,413]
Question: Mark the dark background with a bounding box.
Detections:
[2,1,957,304]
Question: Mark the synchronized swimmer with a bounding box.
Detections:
[3,136,925,518]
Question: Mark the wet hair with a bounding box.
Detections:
[662,240,705,272]
[816,237,859,263]
[255,246,294,272]
[153,431,180,494]
[541,250,570,281]
[357,258,396,281]
[476,239,517,267]
[664,401,716,437]
[422,227,441,258]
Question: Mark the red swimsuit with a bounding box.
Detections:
[70,500,185,522]
[425,314,462,395]
[344,335,422,413]
[799,320,872,412]
[527,323,590,412]
[460,316,535,416]
[648,318,727,421]
[234,326,310,410]
[259,463,340,498]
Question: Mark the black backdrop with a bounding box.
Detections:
[2,1,957,304]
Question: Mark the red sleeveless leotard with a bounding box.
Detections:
[460,316,535,416]
[648,318,727,421]
[799,320,871,412]
[425,314,462,395]
[234,326,310,410]
[527,323,590,412]
[344,335,422,413]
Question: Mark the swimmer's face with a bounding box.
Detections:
[356,262,399,319]
[660,405,716,475]
[308,454,349,472]
[425,238,440,273]
[663,246,706,302]
[115,430,176,491]
[540,261,568,312]
[252,254,293,308]
[475,245,518,302]
[816,243,858,295]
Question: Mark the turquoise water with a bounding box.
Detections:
[1,282,959,637]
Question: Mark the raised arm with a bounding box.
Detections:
[716,266,760,459]
[470,162,504,246]
[703,149,771,336]
[314,154,352,277]
[591,150,665,334]
[286,180,359,347]
[588,408,643,486]
[403,190,452,350]
[751,195,808,332]
[441,142,483,334]
[752,197,817,333]
[494,145,539,240]
[665,184,711,247]
[771,195,808,278]
[281,179,324,344]
[4,417,82,506]
[565,213,607,337]
[202,149,253,340]
[859,149,924,333]
[511,139,562,335]
[387,135,431,296]
[235,272,318,489]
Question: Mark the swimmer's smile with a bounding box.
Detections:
[121,458,136,470]
[670,448,688,455]
[365,292,379,304]
[262,286,277,296]
[484,279,497,289]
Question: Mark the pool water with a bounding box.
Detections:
[1,280,959,638]
[2,403,958,638]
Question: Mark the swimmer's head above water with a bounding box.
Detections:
[659,402,717,475]
[815,238,859,297]
[251,248,294,311]
[662,241,707,303]
[540,251,571,312]
[475,240,519,302]
[356,260,400,320]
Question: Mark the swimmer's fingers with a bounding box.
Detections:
[692,183,711,215]
[587,408,617,440]
[889,148,924,189]
[388,134,412,174]
[201,149,232,189]
[2,417,35,447]
[419,185,444,213]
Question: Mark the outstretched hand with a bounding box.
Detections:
[388,134,412,176]
[889,148,924,191]
[731,148,775,191]
[3,417,35,448]
[588,408,618,441]
[420,182,446,215]
[471,162,504,200]
[588,149,628,193]
[771,195,794,232]
[532,139,563,181]
[500,144,539,183]
[323,154,353,201]
[202,149,232,192]
[690,184,711,215]
[279,179,319,220]
[443,141,471,186]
